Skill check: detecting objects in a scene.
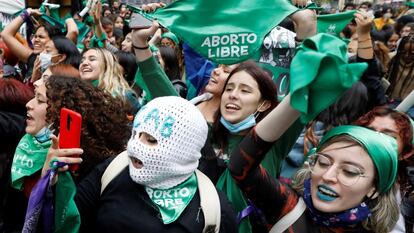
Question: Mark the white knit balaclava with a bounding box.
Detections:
[127,96,208,189]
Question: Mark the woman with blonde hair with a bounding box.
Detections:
[79,47,139,112]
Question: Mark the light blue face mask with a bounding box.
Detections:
[34,126,53,143]
[220,102,265,134]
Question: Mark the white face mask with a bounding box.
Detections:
[127,96,208,189]
[39,53,52,72]
[347,52,356,58]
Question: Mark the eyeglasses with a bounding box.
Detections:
[307,153,370,186]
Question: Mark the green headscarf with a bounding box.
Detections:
[289,33,367,123]
[161,32,179,46]
[318,125,398,194]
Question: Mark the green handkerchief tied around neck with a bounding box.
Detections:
[11,134,51,190]
[145,173,197,224]
[289,33,367,124]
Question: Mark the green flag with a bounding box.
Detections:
[149,0,298,64]
[317,10,356,37]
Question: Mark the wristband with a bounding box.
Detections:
[358,46,373,49]
[132,44,149,50]
[20,10,30,22]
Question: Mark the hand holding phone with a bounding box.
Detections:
[59,108,82,171]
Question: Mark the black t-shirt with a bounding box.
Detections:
[23,53,37,82]
[75,157,238,233]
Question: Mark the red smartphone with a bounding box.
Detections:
[59,108,82,171]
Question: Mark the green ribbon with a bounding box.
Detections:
[11,134,51,190]
[319,125,398,193]
[317,10,356,37]
[145,173,197,224]
[289,33,367,123]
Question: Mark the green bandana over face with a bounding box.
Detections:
[144,0,298,64]
[11,134,51,190]
[289,33,367,123]
[317,10,356,37]
[145,173,197,224]
[319,125,398,193]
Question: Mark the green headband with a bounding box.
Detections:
[161,32,179,46]
[318,125,398,194]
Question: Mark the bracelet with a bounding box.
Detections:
[358,46,373,49]
[20,10,30,22]
[358,38,371,43]
[132,44,149,50]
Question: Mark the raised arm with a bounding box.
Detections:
[65,18,79,44]
[228,97,300,225]
[1,9,39,63]
[355,10,373,60]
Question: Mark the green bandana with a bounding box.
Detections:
[145,173,197,224]
[319,125,398,193]
[317,10,356,37]
[147,0,298,64]
[54,168,80,233]
[289,33,367,123]
[11,134,51,190]
[161,32,179,45]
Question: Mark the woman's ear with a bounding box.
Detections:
[366,186,379,199]
[53,54,66,64]
[257,100,271,113]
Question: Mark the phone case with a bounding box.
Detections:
[59,108,82,171]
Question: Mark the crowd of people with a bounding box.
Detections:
[0,0,413,232]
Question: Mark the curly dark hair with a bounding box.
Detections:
[45,75,132,180]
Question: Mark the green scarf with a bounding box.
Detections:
[11,134,51,190]
[145,173,197,224]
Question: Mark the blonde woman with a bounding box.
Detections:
[228,95,400,233]
[79,47,139,112]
